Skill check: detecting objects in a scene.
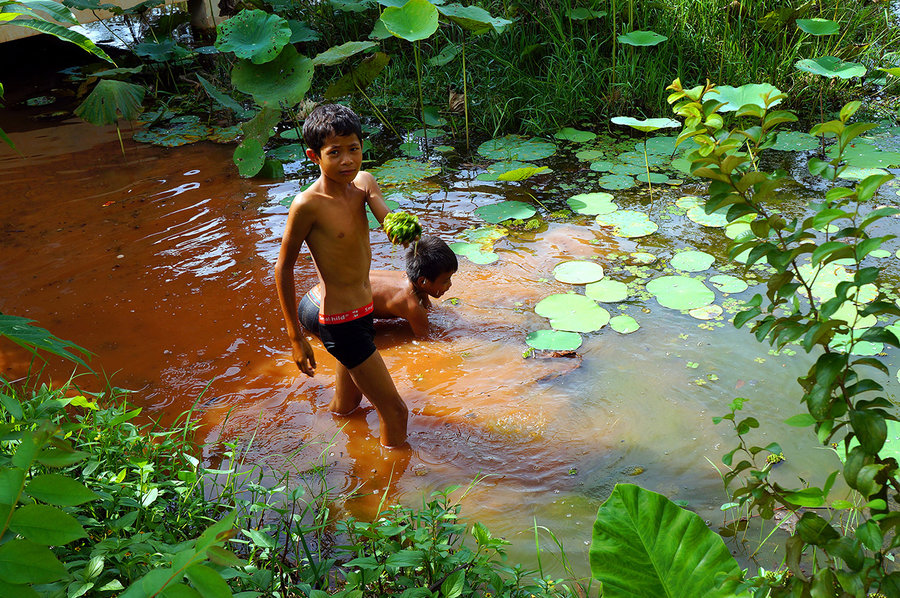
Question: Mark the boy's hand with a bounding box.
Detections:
[292,340,316,376]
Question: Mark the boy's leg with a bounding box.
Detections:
[347,351,408,447]
[330,362,363,414]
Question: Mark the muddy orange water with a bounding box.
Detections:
[1,115,856,575]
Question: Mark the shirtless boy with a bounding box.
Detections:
[275,103,408,448]
[298,236,457,338]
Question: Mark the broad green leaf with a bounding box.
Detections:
[0,580,38,598]
[384,549,426,569]
[496,165,550,181]
[25,474,98,506]
[590,484,740,597]
[850,409,887,455]
[781,487,824,507]
[796,18,839,36]
[796,56,866,79]
[477,135,556,161]
[554,127,596,142]
[567,192,617,215]
[325,52,390,98]
[646,275,715,310]
[215,9,291,64]
[231,45,314,108]
[553,260,604,284]
[287,19,320,43]
[7,18,112,63]
[75,79,145,125]
[196,74,253,119]
[708,274,748,294]
[586,279,628,302]
[535,293,610,332]
[10,504,87,545]
[368,158,440,185]
[380,0,438,42]
[0,314,91,369]
[617,30,668,47]
[437,3,511,34]
[525,329,582,351]
[233,139,266,178]
[595,210,657,237]
[611,116,680,133]
[448,242,498,264]
[0,467,25,505]
[313,40,378,66]
[712,83,782,112]
[184,564,231,598]
[609,314,640,334]
[0,539,67,584]
[474,200,536,223]
[670,250,714,272]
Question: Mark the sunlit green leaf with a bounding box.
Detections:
[75,79,145,125]
[617,30,668,47]
[380,0,439,41]
[796,18,839,36]
[796,56,866,79]
[525,329,582,351]
[215,9,291,64]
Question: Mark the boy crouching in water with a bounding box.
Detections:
[275,103,408,448]
[297,236,458,339]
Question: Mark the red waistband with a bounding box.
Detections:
[318,302,374,325]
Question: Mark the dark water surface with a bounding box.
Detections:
[3,110,899,577]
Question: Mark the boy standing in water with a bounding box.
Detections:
[275,104,408,448]
[298,236,457,338]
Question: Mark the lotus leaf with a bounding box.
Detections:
[595,210,658,238]
[554,260,605,284]
[670,250,714,272]
[476,160,536,181]
[400,142,423,157]
[838,167,890,181]
[535,293,610,332]
[449,242,499,264]
[609,314,639,334]
[287,20,320,43]
[828,141,900,168]
[589,160,615,172]
[428,44,460,67]
[831,304,877,330]
[313,41,378,66]
[610,116,679,132]
[796,56,866,79]
[196,74,255,119]
[712,83,782,112]
[267,143,307,162]
[133,121,210,146]
[646,275,715,310]
[75,79,145,125]
[686,205,728,228]
[368,158,440,185]
[724,219,753,240]
[207,125,242,143]
[462,225,507,246]
[797,18,840,36]
[586,279,628,302]
[577,149,606,161]
[525,329,582,351]
[331,0,373,12]
[477,135,556,161]
[215,9,291,64]
[636,172,669,184]
[380,0,439,42]
[830,331,882,356]
[709,274,748,294]
[497,166,551,181]
[641,136,678,155]
[610,164,645,177]
[620,151,666,167]
[367,199,400,228]
[554,127,596,143]
[474,200,536,224]
[868,249,891,259]
[797,263,878,303]
[597,174,636,190]
[232,45,314,108]
[629,252,657,265]
[437,3,512,34]
[616,30,668,47]
[567,192,617,215]
[688,304,723,320]
[675,195,702,210]
[567,7,605,20]
[233,139,266,177]
[772,131,818,151]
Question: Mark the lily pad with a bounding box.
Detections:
[713,83,783,112]
[797,18,840,36]
[368,158,440,185]
[595,210,658,238]
[553,260,605,284]
[636,172,669,184]
[670,250,715,272]
[597,174,636,190]
[688,304,723,320]
[641,136,678,155]
[497,165,551,181]
[380,0,439,42]
[449,242,499,264]
[586,279,628,302]
[796,56,866,79]
[610,116,680,133]
[610,163,646,177]
[617,30,668,47]
[629,252,657,265]
[567,192,617,215]
[830,331,882,356]
[525,329,583,351]
[477,135,556,161]
[609,314,640,334]
[577,148,606,161]
[535,293,610,332]
[267,143,307,162]
[589,160,616,173]
[772,131,819,151]
[828,141,900,169]
[709,274,749,294]
[686,205,728,227]
[675,195,702,210]
[554,127,596,143]
[133,121,210,146]
[215,9,291,65]
[474,200,536,224]
[646,275,715,310]
[476,160,536,181]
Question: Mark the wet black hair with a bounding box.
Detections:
[302,103,363,155]
[406,236,458,283]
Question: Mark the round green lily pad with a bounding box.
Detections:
[476,160,536,181]
[641,136,678,155]
[830,332,882,356]
[267,143,307,162]
[576,148,605,161]
[670,250,715,272]
[133,121,211,146]
[772,131,819,151]
[687,205,728,227]
[554,127,596,143]
[636,172,669,184]
[477,135,556,161]
[609,314,640,334]
[675,195,702,210]
[797,18,839,36]
[553,260,605,284]
[597,174,636,190]
[595,210,658,238]
[586,279,628,302]
[567,192,617,215]
[611,115,679,131]
[589,160,615,172]
[646,275,715,310]
[535,293,610,332]
[795,56,866,79]
[610,163,646,177]
[474,200,536,224]
[868,249,891,259]
[215,9,291,65]
[629,252,657,265]
[616,30,668,47]
[688,304,723,320]
[709,274,749,294]
[724,220,753,240]
[525,329,583,351]
[368,158,440,185]
[449,242,499,264]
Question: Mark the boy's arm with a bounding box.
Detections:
[406,300,429,337]
[356,171,391,224]
[274,198,317,376]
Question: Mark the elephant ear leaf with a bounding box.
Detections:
[75,79,145,125]
[590,484,741,598]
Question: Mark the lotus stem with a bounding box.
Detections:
[462,39,470,152]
